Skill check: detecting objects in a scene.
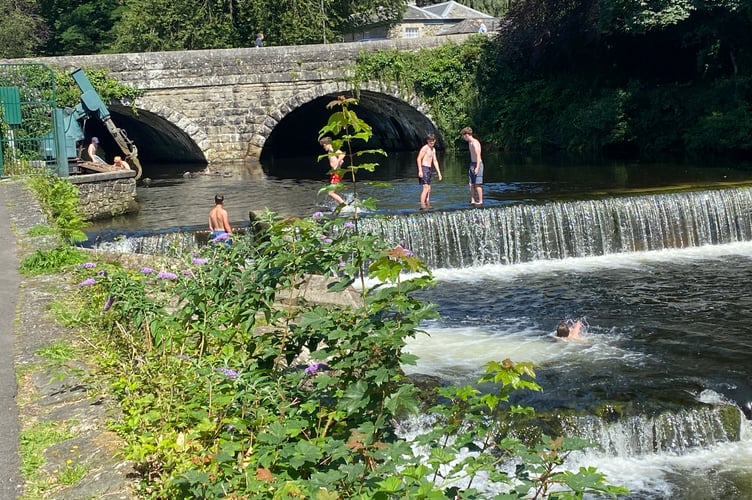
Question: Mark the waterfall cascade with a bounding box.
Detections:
[359,187,752,268]
[561,404,742,457]
[90,186,752,270]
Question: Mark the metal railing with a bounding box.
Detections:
[0,63,65,177]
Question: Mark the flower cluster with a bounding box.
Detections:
[216,367,239,380]
[78,277,96,287]
[211,232,230,243]
[304,362,323,376]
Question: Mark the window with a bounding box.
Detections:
[405,27,419,38]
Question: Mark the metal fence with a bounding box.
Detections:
[0,63,66,177]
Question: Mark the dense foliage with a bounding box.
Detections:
[64,100,626,498]
[353,0,752,157]
[27,173,89,243]
[0,0,47,58]
[0,0,405,55]
[353,37,488,148]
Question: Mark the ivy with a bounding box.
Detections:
[353,36,490,147]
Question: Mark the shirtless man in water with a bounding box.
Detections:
[556,320,583,340]
[209,194,232,242]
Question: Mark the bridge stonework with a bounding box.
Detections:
[29,36,469,164]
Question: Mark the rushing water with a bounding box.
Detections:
[87,153,752,498]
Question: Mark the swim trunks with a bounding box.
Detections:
[469,161,484,185]
[419,166,433,185]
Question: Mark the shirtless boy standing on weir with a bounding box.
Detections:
[209,194,233,241]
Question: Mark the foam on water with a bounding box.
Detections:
[430,240,752,283]
[403,322,641,382]
[566,429,752,499]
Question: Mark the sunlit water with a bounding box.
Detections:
[87,154,752,498]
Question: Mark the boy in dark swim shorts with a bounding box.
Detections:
[416,134,442,210]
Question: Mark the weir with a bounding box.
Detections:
[90,186,752,268]
[562,405,742,457]
[359,186,752,268]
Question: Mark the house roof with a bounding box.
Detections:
[420,1,494,20]
[403,4,443,20]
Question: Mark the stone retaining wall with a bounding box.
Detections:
[68,171,138,221]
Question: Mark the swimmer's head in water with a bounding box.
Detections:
[556,322,571,337]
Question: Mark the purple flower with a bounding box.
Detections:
[225,424,235,431]
[103,295,113,312]
[96,270,107,276]
[192,257,208,265]
[217,367,239,380]
[312,211,324,219]
[343,221,355,229]
[338,261,346,267]
[141,267,155,274]
[304,362,323,376]
[212,232,230,243]
[157,271,178,280]
[78,278,96,287]
[79,262,96,269]
[322,237,333,244]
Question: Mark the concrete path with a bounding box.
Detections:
[0,180,23,499]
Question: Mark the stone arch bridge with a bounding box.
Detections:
[30,35,469,174]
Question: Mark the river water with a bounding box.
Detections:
[88,152,752,498]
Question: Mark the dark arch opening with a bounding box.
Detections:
[260,91,440,177]
[79,104,207,177]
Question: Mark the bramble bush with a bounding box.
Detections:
[70,98,627,499]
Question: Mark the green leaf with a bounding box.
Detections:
[338,381,369,414]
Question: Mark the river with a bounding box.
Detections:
[87,151,752,498]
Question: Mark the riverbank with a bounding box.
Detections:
[1,178,138,499]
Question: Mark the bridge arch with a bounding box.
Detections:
[114,103,209,164]
[79,100,210,176]
[258,82,441,162]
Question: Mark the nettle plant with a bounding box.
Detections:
[72,97,626,499]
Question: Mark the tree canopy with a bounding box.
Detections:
[0,0,47,58]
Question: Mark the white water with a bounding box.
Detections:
[429,239,752,282]
[569,416,752,499]
[399,242,752,499]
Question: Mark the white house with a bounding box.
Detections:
[346,1,497,42]
[395,1,496,39]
